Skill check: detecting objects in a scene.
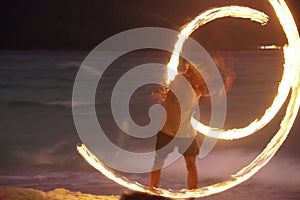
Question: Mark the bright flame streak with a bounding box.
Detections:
[77,1,300,198]
[167,5,292,141]
[191,52,292,139]
[167,6,283,140]
[77,145,150,193]
[192,39,293,139]
[166,6,269,84]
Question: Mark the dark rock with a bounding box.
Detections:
[120,191,172,200]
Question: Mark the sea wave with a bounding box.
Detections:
[0,83,72,90]
[0,100,96,109]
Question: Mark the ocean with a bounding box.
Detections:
[0,50,299,199]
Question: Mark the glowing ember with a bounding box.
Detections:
[77,1,300,198]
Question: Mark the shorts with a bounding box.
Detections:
[155,131,199,159]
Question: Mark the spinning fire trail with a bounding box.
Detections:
[75,1,300,199]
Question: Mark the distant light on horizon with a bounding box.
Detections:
[259,44,282,50]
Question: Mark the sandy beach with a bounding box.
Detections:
[0,187,119,200]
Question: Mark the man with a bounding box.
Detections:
[149,63,204,192]
[149,53,235,198]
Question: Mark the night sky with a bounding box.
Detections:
[1,0,300,50]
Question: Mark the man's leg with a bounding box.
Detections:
[184,155,198,189]
[184,155,198,200]
[149,157,165,188]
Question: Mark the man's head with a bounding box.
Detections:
[178,63,206,99]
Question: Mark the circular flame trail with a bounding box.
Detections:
[77,2,300,198]
[166,5,292,140]
[166,6,269,84]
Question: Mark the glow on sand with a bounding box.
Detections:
[77,1,300,199]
